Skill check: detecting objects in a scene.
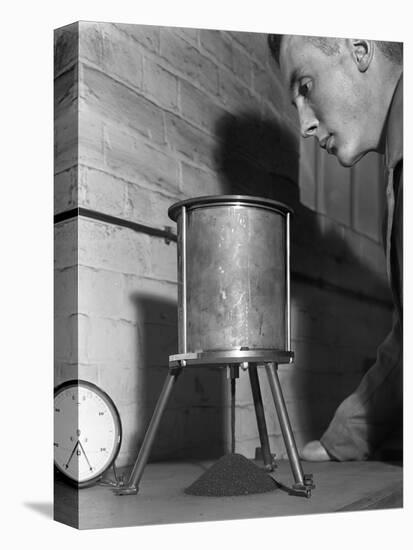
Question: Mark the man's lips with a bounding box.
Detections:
[320,135,334,153]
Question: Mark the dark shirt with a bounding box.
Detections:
[384,74,403,321]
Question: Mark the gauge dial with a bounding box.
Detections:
[54,380,122,487]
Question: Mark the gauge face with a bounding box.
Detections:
[54,381,122,486]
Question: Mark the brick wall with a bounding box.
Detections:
[54,22,392,466]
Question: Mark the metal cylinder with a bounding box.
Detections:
[169,195,293,355]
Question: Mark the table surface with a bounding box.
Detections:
[54,457,403,530]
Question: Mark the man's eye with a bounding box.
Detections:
[298,79,312,97]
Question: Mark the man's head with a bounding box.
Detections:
[268,34,403,166]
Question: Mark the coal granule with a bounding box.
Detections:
[184,453,278,497]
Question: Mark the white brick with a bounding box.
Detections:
[54,101,77,173]
[228,31,267,62]
[79,165,126,217]
[98,364,140,407]
[78,314,138,365]
[78,217,151,275]
[125,181,180,227]
[252,62,285,107]
[124,179,157,223]
[115,124,178,193]
[115,402,141,455]
[180,79,228,134]
[176,27,199,45]
[78,265,126,319]
[54,219,77,269]
[228,368,249,405]
[80,22,143,90]
[54,363,100,387]
[235,437,261,459]
[79,119,179,195]
[78,114,105,169]
[123,275,177,324]
[180,162,224,197]
[55,66,77,114]
[160,29,219,95]
[55,23,78,75]
[150,237,177,281]
[54,363,78,386]
[142,57,178,111]
[165,113,216,168]
[54,315,77,363]
[199,30,233,69]
[111,23,160,54]
[78,22,102,65]
[55,266,77,317]
[232,48,254,88]
[218,70,255,111]
[235,404,267,441]
[55,167,78,214]
[80,65,164,145]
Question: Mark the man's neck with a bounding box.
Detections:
[377,67,403,155]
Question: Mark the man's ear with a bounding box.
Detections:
[351,39,374,72]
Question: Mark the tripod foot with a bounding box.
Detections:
[291,473,315,497]
[115,486,139,496]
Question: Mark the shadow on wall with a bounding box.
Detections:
[126,112,394,462]
[130,293,228,461]
[215,111,300,206]
[215,111,394,446]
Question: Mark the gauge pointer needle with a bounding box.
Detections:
[78,439,93,471]
[64,441,79,469]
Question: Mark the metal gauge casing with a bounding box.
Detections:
[54,380,122,488]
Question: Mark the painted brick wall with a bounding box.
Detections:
[54,22,392,466]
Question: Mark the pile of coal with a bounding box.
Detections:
[185,453,278,497]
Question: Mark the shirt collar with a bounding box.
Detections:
[385,74,403,170]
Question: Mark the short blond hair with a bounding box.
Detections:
[268,34,403,65]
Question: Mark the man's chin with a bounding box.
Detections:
[335,149,364,168]
[337,156,356,168]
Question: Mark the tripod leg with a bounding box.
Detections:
[227,365,239,454]
[230,376,236,454]
[117,369,180,495]
[248,364,274,470]
[265,363,313,496]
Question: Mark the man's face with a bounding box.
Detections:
[279,36,375,167]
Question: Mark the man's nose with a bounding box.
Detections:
[298,106,318,138]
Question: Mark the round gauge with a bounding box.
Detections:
[54,380,122,488]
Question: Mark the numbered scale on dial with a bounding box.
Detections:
[54,380,122,488]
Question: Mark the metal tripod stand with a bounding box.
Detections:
[116,349,314,498]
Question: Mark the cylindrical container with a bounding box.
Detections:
[168,196,292,355]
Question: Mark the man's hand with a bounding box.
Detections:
[300,440,332,461]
